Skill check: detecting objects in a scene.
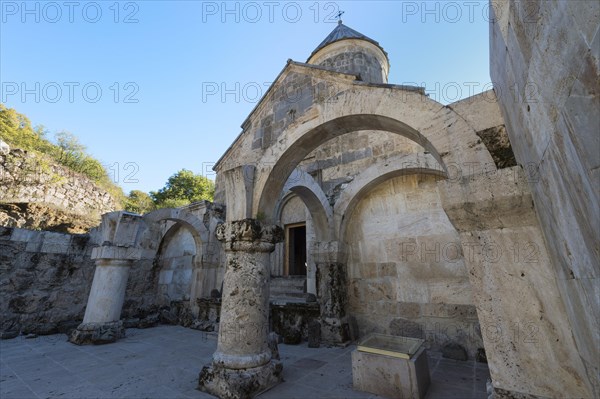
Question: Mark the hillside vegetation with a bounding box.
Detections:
[1,105,215,216]
[0,104,125,206]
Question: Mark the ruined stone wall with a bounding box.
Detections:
[0,224,166,337]
[117,221,199,328]
[0,222,198,337]
[0,149,118,224]
[0,202,100,234]
[345,174,481,357]
[0,226,98,337]
[122,203,225,326]
[490,1,599,395]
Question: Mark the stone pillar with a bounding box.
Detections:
[306,261,317,295]
[198,219,283,399]
[312,241,350,345]
[70,212,142,345]
[439,167,593,398]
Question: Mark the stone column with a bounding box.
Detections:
[312,241,350,345]
[198,219,283,399]
[70,212,142,345]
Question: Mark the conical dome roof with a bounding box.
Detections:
[308,21,387,61]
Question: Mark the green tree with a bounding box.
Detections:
[125,190,156,214]
[0,104,52,153]
[55,131,86,169]
[150,169,215,208]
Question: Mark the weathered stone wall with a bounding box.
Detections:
[300,131,422,205]
[0,205,222,337]
[490,0,599,396]
[157,225,197,304]
[317,51,384,84]
[0,202,100,234]
[112,220,199,328]
[440,166,593,398]
[308,39,389,84]
[448,91,516,169]
[272,131,421,282]
[345,174,481,357]
[0,149,118,222]
[122,203,225,326]
[0,224,167,337]
[0,226,98,337]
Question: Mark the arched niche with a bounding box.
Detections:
[154,222,198,306]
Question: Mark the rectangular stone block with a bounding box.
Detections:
[12,228,38,244]
[352,344,430,399]
[40,232,72,254]
[159,270,173,284]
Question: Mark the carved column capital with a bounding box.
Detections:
[216,219,283,252]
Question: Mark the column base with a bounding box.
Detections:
[198,359,283,399]
[68,321,125,345]
[321,317,350,345]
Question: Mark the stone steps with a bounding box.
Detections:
[270,277,306,300]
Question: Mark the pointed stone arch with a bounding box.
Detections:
[141,207,209,248]
[139,207,214,305]
[252,86,495,221]
[333,152,445,243]
[274,170,333,242]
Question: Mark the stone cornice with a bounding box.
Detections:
[91,246,142,261]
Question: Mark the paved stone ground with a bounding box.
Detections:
[0,325,489,399]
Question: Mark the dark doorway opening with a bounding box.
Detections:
[286,223,307,276]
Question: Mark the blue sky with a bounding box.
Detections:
[1,1,492,193]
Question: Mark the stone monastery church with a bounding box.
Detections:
[1,2,598,399]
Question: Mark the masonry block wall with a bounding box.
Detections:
[0,149,118,216]
[0,227,97,337]
[0,221,205,337]
[345,174,481,357]
[0,149,118,232]
[490,1,599,395]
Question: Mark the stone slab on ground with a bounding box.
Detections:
[0,325,489,399]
